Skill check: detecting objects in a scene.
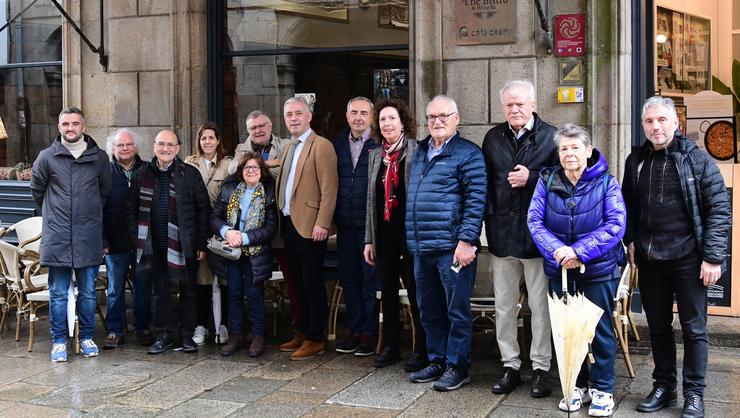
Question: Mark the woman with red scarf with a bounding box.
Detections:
[363,98,427,371]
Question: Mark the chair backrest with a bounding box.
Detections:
[10,216,42,253]
[0,240,23,284]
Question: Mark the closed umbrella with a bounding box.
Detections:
[548,265,604,416]
[67,272,76,338]
[212,277,222,342]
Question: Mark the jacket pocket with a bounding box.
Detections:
[306,200,320,209]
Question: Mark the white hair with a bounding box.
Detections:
[106,128,141,160]
[426,95,459,114]
[283,97,310,113]
[346,96,374,112]
[641,96,678,121]
[499,80,536,104]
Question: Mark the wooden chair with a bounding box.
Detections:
[0,240,46,342]
[612,263,639,378]
[0,217,42,333]
[327,281,343,341]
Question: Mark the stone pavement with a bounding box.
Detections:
[1,313,739,418]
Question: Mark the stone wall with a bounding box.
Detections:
[64,0,208,160]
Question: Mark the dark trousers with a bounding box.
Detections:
[196,283,227,329]
[376,235,425,353]
[337,226,379,337]
[227,255,265,336]
[414,251,476,370]
[140,249,198,340]
[275,248,300,328]
[549,277,618,393]
[637,252,708,396]
[283,216,328,342]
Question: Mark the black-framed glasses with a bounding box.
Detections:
[425,112,457,123]
[244,165,261,173]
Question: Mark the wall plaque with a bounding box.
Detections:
[455,0,517,45]
[554,14,586,56]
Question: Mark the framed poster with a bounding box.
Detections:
[655,5,711,95]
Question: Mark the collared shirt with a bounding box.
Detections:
[348,128,371,169]
[202,157,215,171]
[282,129,312,216]
[427,133,455,162]
[509,116,535,140]
[156,159,173,171]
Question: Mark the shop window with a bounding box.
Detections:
[216,1,410,152]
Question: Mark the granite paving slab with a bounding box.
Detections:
[156,397,246,418]
[281,366,369,395]
[242,352,330,380]
[28,372,152,412]
[488,405,583,417]
[303,404,398,418]
[322,352,376,370]
[239,389,328,417]
[0,355,53,387]
[0,400,77,417]
[199,376,286,403]
[328,366,431,410]
[106,359,187,381]
[399,374,499,418]
[117,359,251,409]
[0,381,56,401]
[83,403,161,417]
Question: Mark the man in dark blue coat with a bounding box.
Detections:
[102,129,148,349]
[405,95,487,391]
[31,107,112,362]
[332,97,380,356]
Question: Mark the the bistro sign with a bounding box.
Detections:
[455,0,517,45]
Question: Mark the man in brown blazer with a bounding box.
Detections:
[276,97,338,360]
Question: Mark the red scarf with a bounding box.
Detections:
[382,134,406,221]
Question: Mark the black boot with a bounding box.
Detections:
[374,346,401,368]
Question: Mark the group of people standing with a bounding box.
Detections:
[30,77,729,418]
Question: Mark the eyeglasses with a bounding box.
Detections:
[425,112,457,123]
[244,165,261,173]
[154,141,179,148]
[114,143,134,149]
[247,122,271,132]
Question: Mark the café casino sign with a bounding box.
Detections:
[456,0,517,45]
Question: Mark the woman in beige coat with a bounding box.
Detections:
[185,121,233,345]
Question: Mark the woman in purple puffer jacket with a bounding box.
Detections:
[527,123,626,417]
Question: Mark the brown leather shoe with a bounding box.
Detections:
[279,332,305,352]
[248,335,264,357]
[290,340,325,361]
[220,335,243,356]
[103,333,123,349]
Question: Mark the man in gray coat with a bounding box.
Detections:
[31,107,112,362]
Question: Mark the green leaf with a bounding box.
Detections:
[713,75,732,95]
[733,59,740,100]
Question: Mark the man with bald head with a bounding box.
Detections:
[127,130,211,355]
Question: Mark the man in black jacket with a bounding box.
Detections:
[623,96,730,418]
[332,97,379,356]
[126,130,211,355]
[482,80,558,397]
[103,129,147,349]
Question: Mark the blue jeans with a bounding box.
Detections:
[49,265,100,344]
[549,277,618,392]
[337,226,378,337]
[414,251,476,370]
[227,255,264,336]
[104,252,134,336]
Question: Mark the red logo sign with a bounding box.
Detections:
[554,14,585,57]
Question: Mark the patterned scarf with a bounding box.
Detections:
[382,133,407,221]
[226,181,266,256]
[136,163,186,278]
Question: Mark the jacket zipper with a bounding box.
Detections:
[646,155,654,257]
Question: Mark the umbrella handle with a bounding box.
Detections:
[561,267,568,294]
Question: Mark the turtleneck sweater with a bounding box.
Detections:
[61,137,86,159]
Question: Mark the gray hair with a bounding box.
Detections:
[58,106,85,122]
[426,95,459,114]
[284,97,310,113]
[346,96,374,112]
[553,123,592,148]
[499,80,536,104]
[106,128,141,159]
[246,110,270,123]
[641,96,677,121]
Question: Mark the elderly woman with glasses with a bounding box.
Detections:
[210,152,277,357]
[527,123,626,417]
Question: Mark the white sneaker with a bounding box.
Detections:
[215,325,229,345]
[192,325,209,345]
[588,390,614,417]
[559,387,591,412]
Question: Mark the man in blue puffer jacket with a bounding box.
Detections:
[405,95,487,391]
[527,124,626,417]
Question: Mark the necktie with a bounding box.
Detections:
[278,139,299,210]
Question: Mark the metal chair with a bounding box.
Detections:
[264,270,286,337]
[0,240,46,342]
[327,281,343,341]
[375,278,416,354]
